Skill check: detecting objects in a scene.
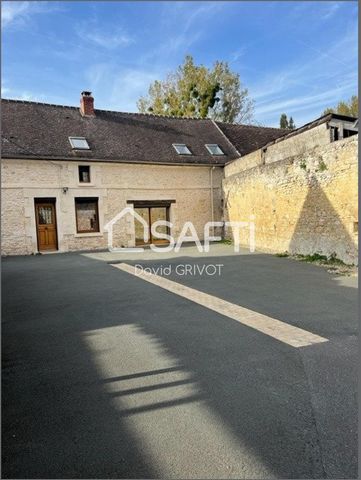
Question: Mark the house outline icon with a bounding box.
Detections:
[104,207,149,252]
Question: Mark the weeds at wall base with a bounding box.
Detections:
[275,251,357,276]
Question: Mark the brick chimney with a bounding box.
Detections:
[80,91,95,117]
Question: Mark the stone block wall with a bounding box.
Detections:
[225,123,331,177]
[1,159,223,255]
[223,135,358,264]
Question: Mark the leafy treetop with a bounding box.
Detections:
[137,55,254,124]
[280,113,296,129]
[323,95,358,117]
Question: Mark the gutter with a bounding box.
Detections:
[210,166,215,228]
[1,154,227,168]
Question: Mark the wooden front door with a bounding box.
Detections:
[35,202,58,251]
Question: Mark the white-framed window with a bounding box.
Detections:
[172,143,192,155]
[205,144,224,155]
[69,137,90,150]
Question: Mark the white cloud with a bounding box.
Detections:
[140,2,223,65]
[85,63,110,90]
[2,88,41,102]
[321,2,340,20]
[1,78,71,104]
[110,69,161,112]
[2,79,10,96]
[16,91,37,101]
[250,23,357,125]
[255,77,357,117]
[77,27,135,49]
[1,1,31,27]
[287,1,341,23]
[1,1,59,28]
[229,47,247,64]
[84,63,163,112]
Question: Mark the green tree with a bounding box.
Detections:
[137,55,254,123]
[288,116,296,129]
[209,61,254,123]
[323,95,358,117]
[280,113,296,129]
[280,113,289,129]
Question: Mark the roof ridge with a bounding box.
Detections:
[95,108,210,121]
[216,120,287,131]
[1,98,212,122]
[2,98,80,109]
[251,113,335,151]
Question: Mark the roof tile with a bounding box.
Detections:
[1,100,239,165]
[216,122,288,156]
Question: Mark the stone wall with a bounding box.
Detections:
[225,123,331,176]
[1,160,223,255]
[223,135,358,265]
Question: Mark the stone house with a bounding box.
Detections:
[1,91,358,259]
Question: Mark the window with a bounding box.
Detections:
[78,165,90,183]
[172,144,192,155]
[344,129,357,138]
[205,144,224,155]
[330,125,357,142]
[69,137,90,149]
[75,198,99,233]
[330,127,339,142]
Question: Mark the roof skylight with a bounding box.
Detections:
[205,144,224,155]
[173,143,192,155]
[69,137,90,150]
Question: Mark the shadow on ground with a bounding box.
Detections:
[2,252,358,478]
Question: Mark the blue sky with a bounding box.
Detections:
[2,1,358,127]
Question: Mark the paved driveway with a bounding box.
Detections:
[2,249,358,478]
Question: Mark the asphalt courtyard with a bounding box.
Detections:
[2,246,358,479]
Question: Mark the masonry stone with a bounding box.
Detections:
[1,125,358,264]
[223,135,358,265]
[1,160,223,255]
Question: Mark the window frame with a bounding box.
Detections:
[74,197,100,234]
[330,127,339,142]
[205,144,224,155]
[69,136,90,150]
[78,165,91,183]
[172,143,192,155]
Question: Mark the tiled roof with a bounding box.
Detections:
[216,122,288,156]
[217,113,358,157]
[3,99,352,166]
[1,100,239,165]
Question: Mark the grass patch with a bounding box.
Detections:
[217,238,233,245]
[317,160,328,172]
[275,251,355,275]
[295,253,328,263]
[295,252,347,266]
[327,252,348,266]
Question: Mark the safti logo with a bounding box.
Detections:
[104,207,150,253]
[104,207,255,253]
